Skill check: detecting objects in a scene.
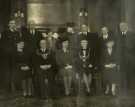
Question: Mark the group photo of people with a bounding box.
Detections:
[1,0,135,107]
[0,18,135,101]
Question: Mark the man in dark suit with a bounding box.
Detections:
[117,22,135,92]
[1,20,22,92]
[65,23,77,52]
[26,21,42,53]
[32,39,57,99]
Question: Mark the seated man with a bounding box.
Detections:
[76,40,94,95]
[32,39,57,99]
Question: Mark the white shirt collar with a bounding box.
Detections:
[41,48,46,52]
[122,31,127,35]
[79,32,87,35]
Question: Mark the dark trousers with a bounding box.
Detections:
[33,72,52,99]
[32,74,40,97]
[39,75,49,99]
[3,54,14,92]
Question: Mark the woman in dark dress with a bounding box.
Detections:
[102,40,118,96]
[56,38,75,96]
[14,41,32,97]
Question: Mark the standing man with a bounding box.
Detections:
[65,23,78,57]
[117,22,135,92]
[1,20,21,92]
[26,21,42,53]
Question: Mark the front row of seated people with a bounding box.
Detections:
[14,38,117,99]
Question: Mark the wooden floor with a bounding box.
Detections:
[0,90,135,107]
